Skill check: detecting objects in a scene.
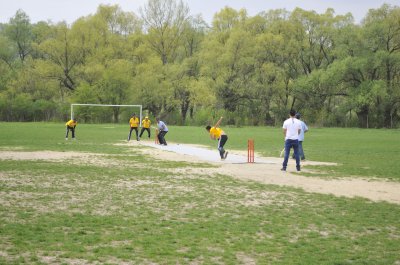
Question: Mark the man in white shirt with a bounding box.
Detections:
[281,109,302,171]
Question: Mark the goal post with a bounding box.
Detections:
[70,103,143,124]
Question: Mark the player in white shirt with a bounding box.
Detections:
[281,110,302,171]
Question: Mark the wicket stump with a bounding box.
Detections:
[155,128,159,144]
[248,139,254,163]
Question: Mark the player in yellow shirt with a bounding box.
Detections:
[128,113,140,141]
[206,116,228,160]
[139,116,151,139]
[65,118,77,140]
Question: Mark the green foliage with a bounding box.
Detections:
[0,2,400,127]
[4,9,33,62]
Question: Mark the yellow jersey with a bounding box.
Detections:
[129,117,139,128]
[142,119,151,128]
[66,120,77,127]
[209,127,224,139]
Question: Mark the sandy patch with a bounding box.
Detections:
[0,151,93,160]
[0,151,134,168]
[217,162,400,204]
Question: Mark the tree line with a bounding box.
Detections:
[0,0,399,128]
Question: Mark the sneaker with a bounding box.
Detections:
[65,138,68,140]
[224,151,229,159]
[297,167,301,172]
[280,168,286,171]
[221,157,225,161]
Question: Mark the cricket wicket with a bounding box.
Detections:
[154,128,159,144]
[247,139,254,163]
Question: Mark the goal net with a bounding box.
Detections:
[70,103,143,124]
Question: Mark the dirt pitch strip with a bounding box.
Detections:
[1,142,400,205]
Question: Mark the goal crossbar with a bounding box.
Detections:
[71,103,142,124]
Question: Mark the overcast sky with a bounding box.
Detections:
[0,0,399,25]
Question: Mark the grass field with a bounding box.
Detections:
[1,122,400,264]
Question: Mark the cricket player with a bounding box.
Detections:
[65,118,77,140]
[128,113,140,141]
[206,116,229,160]
[139,116,151,139]
[281,109,301,171]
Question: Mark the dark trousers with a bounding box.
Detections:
[158,131,168,145]
[218,135,228,158]
[139,127,151,138]
[66,126,75,138]
[283,139,300,170]
[128,127,138,141]
[292,141,305,160]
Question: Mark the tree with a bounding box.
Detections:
[362,4,400,127]
[200,8,256,120]
[132,57,169,116]
[180,15,207,58]
[0,35,17,70]
[4,10,33,63]
[284,8,354,123]
[140,0,190,64]
[36,22,83,91]
[95,4,142,36]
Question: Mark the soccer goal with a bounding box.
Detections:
[70,103,143,124]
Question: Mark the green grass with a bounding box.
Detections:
[0,122,400,264]
[1,122,399,179]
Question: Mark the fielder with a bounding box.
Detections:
[128,113,140,141]
[65,118,77,140]
[139,116,151,139]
